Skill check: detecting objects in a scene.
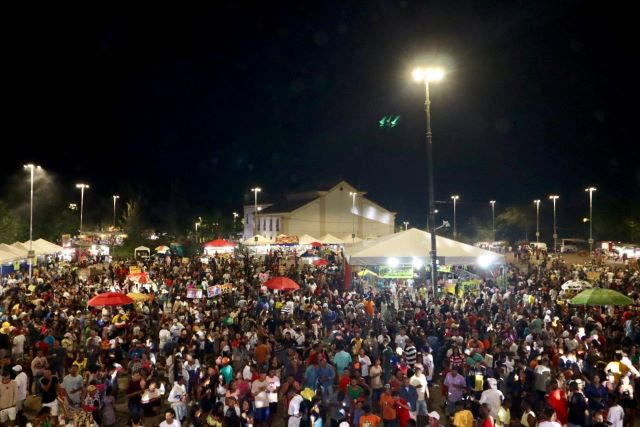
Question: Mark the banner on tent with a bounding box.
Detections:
[187,288,203,299]
[206,283,232,297]
[378,266,413,279]
[129,266,141,274]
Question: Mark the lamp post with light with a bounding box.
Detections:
[112,195,120,228]
[403,221,409,231]
[549,195,560,252]
[233,212,239,231]
[76,183,89,233]
[585,187,596,255]
[489,200,496,242]
[251,188,261,236]
[413,66,445,293]
[451,195,460,239]
[533,200,541,243]
[24,164,41,282]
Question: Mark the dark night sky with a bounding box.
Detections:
[3,1,639,234]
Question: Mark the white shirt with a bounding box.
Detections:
[168,383,187,403]
[287,394,304,427]
[15,372,28,401]
[358,355,372,377]
[410,373,429,400]
[607,404,624,427]
[159,420,181,427]
[479,388,504,417]
[12,334,25,354]
[159,329,171,348]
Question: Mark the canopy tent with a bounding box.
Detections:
[319,234,344,245]
[242,235,272,246]
[341,234,363,244]
[298,234,320,245]
[344,228,506,266]
[154,245,170,253]
[0,250,17,264]
[134,246,151,259]
[21,240,63,255]
[0,244,27,259]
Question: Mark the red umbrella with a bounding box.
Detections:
[263,277,300,291]
[204,239,237,247]
[313,259,328,266]
[87,292,135,307]
[310,241,322,248]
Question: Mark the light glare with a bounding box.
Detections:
[387,257,399,268]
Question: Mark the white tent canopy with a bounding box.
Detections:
[0,244,27,259]
[344,228,506,266]
[319,234,344,245]
[134,246,150,252]
[21,239,63,255]
[242,235,272,246]
[0,250,17,263]
[341,234,362,244]
[298,234,320,245]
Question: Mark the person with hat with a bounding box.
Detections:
[12,365,27,416]
[410,364,429,419]
[427,410,441,427]
[479,377,504,418]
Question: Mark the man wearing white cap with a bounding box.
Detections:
[479,377,503,417]
[428,411,441,427]
[12,365,27,414]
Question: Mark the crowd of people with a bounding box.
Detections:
[0,246,638,427]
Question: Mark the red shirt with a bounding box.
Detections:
[548,388,568,424]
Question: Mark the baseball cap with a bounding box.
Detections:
[428,411,440,420]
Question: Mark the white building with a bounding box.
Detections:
[242,181,396,242]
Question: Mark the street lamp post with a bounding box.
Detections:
[233,212,239,231]
[195,221,200,243]
[76,183,89,233]
[251,188,261,236]
[112,195,120,228]
[585,187,596,256]
[413,66,445,294]
[349,191,358,242]
[533,200,541,243]
[24,164,41,282]
[451,195,460,239]
[549,195,559,252]
[403,221,409,231]
[489,200,496,242]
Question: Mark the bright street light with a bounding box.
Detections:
[23,164,41,282]
[233,212,239,229]
[549,195,560,252]
[451,195,460,239]
[112,195,120,228]
[412,67,445,83]
[251,187,262,236]
[403,221,410,231]
[489,200,496,242]
[413,64,445,294]
[585,187,597,256]
[76,183,90,232]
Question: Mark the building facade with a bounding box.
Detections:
[242,181,396,241]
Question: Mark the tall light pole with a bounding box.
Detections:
[349,191,359,242]
[24,164,41,282]
[549,195,560,252]
[489,200,496,242]
[251,187,261,236]
[76,183,89,233]
[195,221,200,243]
[533,200,541,243]
[451,195,460,239]
[112,195,120,228]
[233,212,239,231]
[413,66,445,293]
[403,221,409,231]
[585,187,596,256]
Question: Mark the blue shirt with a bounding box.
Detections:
[333,351,352,375]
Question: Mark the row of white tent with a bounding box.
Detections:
[344,228,506,266]
[0,239,64,264]
[242,233,364,246]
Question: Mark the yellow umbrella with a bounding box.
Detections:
[126,292,154,302]
[357,269,379,278]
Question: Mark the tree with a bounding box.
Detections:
[495,206,530,244]
[0,201,22,243]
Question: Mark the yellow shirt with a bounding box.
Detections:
[453,409,474,427]
[497,406,510,427]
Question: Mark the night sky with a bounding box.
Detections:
[3,2,639,234]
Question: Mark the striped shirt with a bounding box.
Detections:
[404,345,417,367]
